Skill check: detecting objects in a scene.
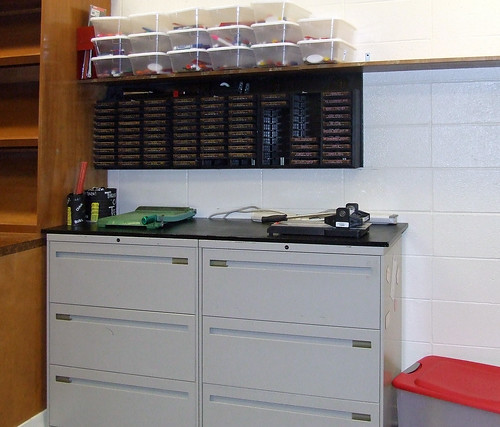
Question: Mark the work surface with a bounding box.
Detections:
[45,218,407,248]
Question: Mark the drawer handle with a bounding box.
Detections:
[352,340,372,349]
[172,257,189,265]
[55,375,190,398]
[210,259,228,267]
[352,413,371,422]
[210,395,372,421]
[55,313,190,331]
[210,327,370,348]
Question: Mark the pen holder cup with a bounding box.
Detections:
[67,193,86,227]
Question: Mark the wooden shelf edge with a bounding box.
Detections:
[0,7,41,18]
[360,56,500,72]
[81,55,500,85]
[0,224,39,234]
[0,52,40,67]
[0,138,38,148]
[0,232,44,256]
[0,212,38,233]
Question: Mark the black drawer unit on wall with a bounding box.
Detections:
[92,67,363,169]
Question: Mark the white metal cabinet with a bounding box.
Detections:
[47,232,403,427]
[47,235,199,427]
[201,239,403,427]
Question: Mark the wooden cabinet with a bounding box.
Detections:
[0,2,109,424]
[0,241,46,427]
[47,229,403,426]
[0,1,41,231]
[0,0,109,233]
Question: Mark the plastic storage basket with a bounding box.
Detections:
[393,356,500,427]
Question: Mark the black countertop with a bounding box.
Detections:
[44,218,407,248]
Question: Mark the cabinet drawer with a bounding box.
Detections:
[49,366,197,427]
[203,317,380,402]
[202,248,380,328]
[50,304,196,381]
[204,384,378,427]
[49,241,197,313]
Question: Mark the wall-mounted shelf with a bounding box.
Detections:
[82,56,500,86]
[84,55,499,172]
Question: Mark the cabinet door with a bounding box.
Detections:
[203,384,378,427]
[49,241,197,314]
[203,248,380,328]
[203,317,380,403]
[49,366,197,427]
[50,304,196,381]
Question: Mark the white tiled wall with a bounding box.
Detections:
[109,0,500,369]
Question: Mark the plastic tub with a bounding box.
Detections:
[393,356,500,427]
[168,8,211,29]
[128,12,172,33]
[297,39,355,64]
[129,52,173,75]
[298,18,356,43]
[128,32,171,54]
[251,20,303,44]
[208,46,256,69]
[167,48,213,72]
[92,35,132,56]
[168,28,212,50]
[90,16,131,36]
[251,1,311,22]
[252,42,303,67]
[91,55,133,78]
[208,25,256,47]
[208,6,255,26]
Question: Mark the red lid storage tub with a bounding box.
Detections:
[392,355,500,427]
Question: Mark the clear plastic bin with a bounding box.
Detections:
[251,20,303,44]
[252,42,303,67]
[128,52,172,75]
[298,18,356,43]
[297,39,355,64]
[168,28,212,50]
[251,1,311,22]
[128,32,171,54]
[208,25,256,47]
[90,16,131,36]
[91,35,132,56]
[91,55,133,78]
[168,8,211,29]
[393,356,500,427]
[128,12,172,33]
[167,48,213,72]
[208,46,256,69]
[208,6,255,26]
